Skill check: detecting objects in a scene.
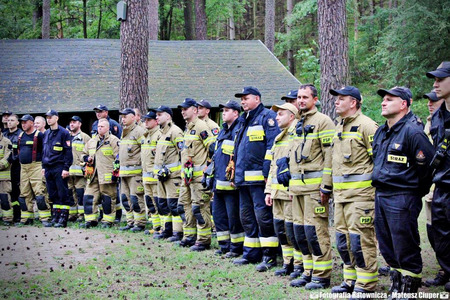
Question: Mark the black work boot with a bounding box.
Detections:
[256,256,277,272]
[225,251,241,259]
[168,232,183,242]
[331,280,355,293]
[79,221,97,228]
[54,209,69,228]
[445,282,450,292]
[424,270,449,287]
[274,262,294,276]
[233,257,251,266]
[178,238,196,247]
[305,278,331,290]
[387,269,402,300]
[290,265,304,279]
[119,224,133,231]
[401,275,421,294]
[41,220,53,227]
[379,265,391,276]
[130,225,145,232]
[290,273,312,287]
[215,248,229,256]
[51,208,60,225]
[190,243,210,252]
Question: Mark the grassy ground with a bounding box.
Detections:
[0,206,444,299]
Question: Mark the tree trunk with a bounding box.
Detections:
[286,0,294,75]
[195,0,207,40]
[317,0,349,119]
[265,0,275,52]
[120,0,149,113]
[83,0,87,38]
[253,0,257,39]
[149,0,159,40]
[229,3,235,40]
[97,0,103,38]
[33,0,43,31]
[42,0,50,39]
[183,0,194,40]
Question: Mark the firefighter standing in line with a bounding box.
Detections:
[68,116,90,222]
[5,114,22,223]
[42,109,73,228]
[278,84,335,289]
[426,62,450,292]
[372,87,434,296]
[0,131,13,225]
[140,111,161,235]
[265,103,303,277]
[17,114,51,226]
[81,118,120,228]
[178,98,215,251]
[2,111,12,134]
[152,106,184,240]
[233,86,280,271]
[34,116,46,134]
[211,100,245,257]
[328,86,379,296]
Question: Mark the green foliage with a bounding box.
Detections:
[294,46,320,87]
[0,0,36,39]
[206,0,247,38]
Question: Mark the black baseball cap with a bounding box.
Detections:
[377,87,412,106]
[70,115,82,122]
[143,110,157,120]
[330,86,362,101]
[178,98,198,109]
[93,104,109,111]
[1,110,12,116]
[423,91,440,102]
[235,86,261,98]
[45,109,59,117]
[119,108,136,115]
[19,114,34,122]
[154,105,173,117]
[281,89,298,101]
[219,100,241,112]
[426,61,450,79]
[198,99,212,109]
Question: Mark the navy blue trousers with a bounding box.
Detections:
[45,165,70,207]
[431,187,450,275]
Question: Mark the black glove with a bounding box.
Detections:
[276,157,291,187]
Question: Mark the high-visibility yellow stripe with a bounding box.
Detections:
[333,180,372,189]
[120,140,140,145]
[198,227,212,236]
[290,178,323,186]
[303,259,313,269]
[344,269,357,280]
[294,250,303,261]
[398,269,421,278]
[314,260,333,270]
[357,271,378,283]
[39,211,51,218]
[183,227,197,235]
[85,214,97,221]
[103,214,115,222]
[172,216,182,223]
[323,168,332,175]
[271,183,288,191]
[244,237,261,248]
[260,236,279,247]
[230,232,245,243]
[282,247,294,257]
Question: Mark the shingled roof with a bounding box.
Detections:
[0,39,300,114]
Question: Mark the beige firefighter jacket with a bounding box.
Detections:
[154,121,184,179]
[141,126,160,185]
[119,123,145,177]
[69,131,91,177]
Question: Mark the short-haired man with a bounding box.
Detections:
[42,110,73,228]
[328,86,379,296]
[197,99,220,138]
[281,90,299,110]
[34,116,47,134]
[178,98,215,251]
[426,62,450,292]
[67,116,91,222]
[211,100,245,257]
[134,108,146,129]
[91,104,122,138]
[372,87,434,296]
[81,118,120,228]
[1,111,12,134]
[233,86,280,271]
[140,111,161,234]
[284,84,335,289]
[17,114,51,226]
[153,106,184,240]
[0,130,13,225]
[265,103,302,277]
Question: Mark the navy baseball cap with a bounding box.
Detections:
[219,100,241,112]
[235,86,261,98]
[45,109,59,117]
[377,87,411,106]
[70,115,82,122]
[198,99,212,109]
[143,110,157,120]
[93,104,109,111]
[178,98,198,109]
[154,105,173,117]
[19,114,34,122]
[423,91,440,102]
[426,61,450,79]
[1,110,12,116]
[330,86,362,101]
[119,108,136,115]
[281,89,298,101]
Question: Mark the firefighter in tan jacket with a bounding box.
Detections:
[81,118,120,228]
[178,98,215,251]
[0,131,13,225]
[68,116,91,222]
[265,103,304,278]
[278,84,335,290]
[140,111,161,234]
[118,108,146,232]
[328,86,379,295]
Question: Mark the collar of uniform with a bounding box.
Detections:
[96,131,110,141]
[122,122,136,137]
[384,113,409,133]
[338,111,361,125]
[246,103,265,120]
[274,125,292,142]
[160,121,172,134]
[186,116,199,130]
[299,106,318,119]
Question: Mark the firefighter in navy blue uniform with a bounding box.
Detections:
[42,110,73,228]
[232,86,281,271]
[426,62,450,292]
[211,100,245,257]
[5,114,22,223]
[17,114,51,226]
[372,87,434,297]
[91,104,122,138]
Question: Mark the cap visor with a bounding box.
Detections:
[329,89,341,96]
[426,70,450,79]
[377,89,390,98]
[234,93,248,98]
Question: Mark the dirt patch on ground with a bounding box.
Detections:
[0,226,123,280]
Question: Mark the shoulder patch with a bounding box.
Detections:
[177,141,184,150]
[66,140,71,147]
[267,118,275,127]
[212,128,219,136]
[200,130,209,140]
[190,130,196,135]
[350,126,359,132]
[416,150,426,163]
